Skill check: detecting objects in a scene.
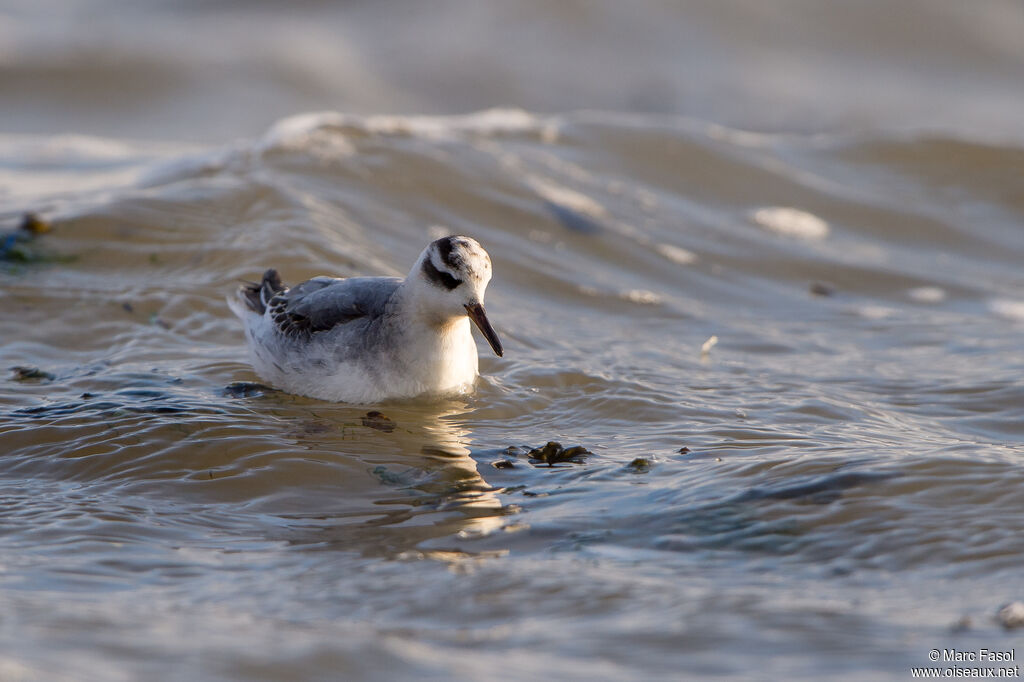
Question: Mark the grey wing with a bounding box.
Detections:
[268,276,402,337]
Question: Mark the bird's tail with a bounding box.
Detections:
[229,269,286,317]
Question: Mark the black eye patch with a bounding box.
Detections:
[422,258,462,290]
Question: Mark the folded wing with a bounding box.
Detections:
[268,275,402,337]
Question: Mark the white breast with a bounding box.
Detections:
[241,306,480,403]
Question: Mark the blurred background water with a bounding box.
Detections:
[1,1,1023,680]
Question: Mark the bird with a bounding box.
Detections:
[228,235,504,403]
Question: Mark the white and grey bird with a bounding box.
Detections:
[228,235,503,403]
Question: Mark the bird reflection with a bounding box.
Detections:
[274,398,511,558]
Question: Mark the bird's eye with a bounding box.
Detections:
[438,270,461,289]
[422,258,462,291]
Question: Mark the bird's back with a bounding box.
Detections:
[230,272,412,401]
[231,271,401,327]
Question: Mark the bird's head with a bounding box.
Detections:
[409,235,503,357]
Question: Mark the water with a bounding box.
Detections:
[2,3,1024,681]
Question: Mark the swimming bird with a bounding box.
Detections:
[228,235,503,403]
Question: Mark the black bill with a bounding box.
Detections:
[464,302,504,357]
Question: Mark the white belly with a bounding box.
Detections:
[243,312,480,403]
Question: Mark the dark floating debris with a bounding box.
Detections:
[625,457,652,473]
[809,281,835,297]
[949,616,972,634]
[0,212,49,260]
[149,313,171,330]
[527,441,591,467]
[19,213,51,235]
[0,213,65,264]
[997,601,1024,629]
[362,410,395,433]
[492,459,517,470]
[677,446,691,454]
[10,366,55,382]
[222,381,272,398]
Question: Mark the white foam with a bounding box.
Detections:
[259,112,356,157]
[261,111,345,145]
[706,124,774,148]
[856,305,897,320]
[656,243,698,265]
[365,108,540,138]
[989,299,1024,321]
[907,286,946,303]
[752,207,829,240]
[997,601,1024,628]
[621,289,662,305]
[264,109,542,148]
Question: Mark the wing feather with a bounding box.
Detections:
[268,276,401,337]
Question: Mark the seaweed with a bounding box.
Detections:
[10,366,56,382]
[809,281,836,297]
[362,410,395,433]
[625,457,652,473]
[222,381,272,398]
[527,441,591,467]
